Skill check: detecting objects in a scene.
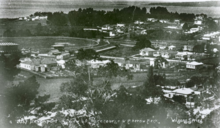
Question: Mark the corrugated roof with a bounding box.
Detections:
[140,47,155,52]
[173,88,194,95]
[41,58,57,64]
[186,61,203,65]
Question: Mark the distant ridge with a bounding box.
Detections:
[148,1,220,7]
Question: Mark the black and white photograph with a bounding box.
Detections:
[0,0,220,128]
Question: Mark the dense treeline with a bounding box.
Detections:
[46,6,197,26]
[61,7,146,26]
[3,6,219,38]
[33,12,52,17]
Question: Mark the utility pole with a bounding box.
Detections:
[87,65,92,86]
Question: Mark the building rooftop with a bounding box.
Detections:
[173,88,194,95]
[0,43,18,46]
[186,61,203,66]
[140,47,155,52]
[52,45,64,47]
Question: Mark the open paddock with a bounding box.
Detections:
[0,37,96,53]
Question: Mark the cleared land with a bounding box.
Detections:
[37,77,72,102]
[0,19,47,35]
[0,37,96,52]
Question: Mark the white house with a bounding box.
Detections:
[159,45,167,50]
[101,25,113,31]
[149,58,166,68]
[116,29,124,34]
[174,19,180,24]
[213,48,219,53]
[214,19,219,24]
[39,16,48,20]
[173,88,194,97]
[202,36,211,40]
[194,20,202,25]
[161,52,170,59]
[19,58,40,71]
[168,45,176,50]
[134,20,144,25]
[20,61,33,70]
[183,45,194,52]
[165,26,179,29]
[202,31,220,41]
[190,28,200,33]
[147,18,157,22]
[139,48,155,56]
[56,53,70,60]
[140,30,147,35]
[109,31,116,37]
[153,51,160,57]
[175,51,193,60]
[159,19,169,23]
[57,60,66,69]
[84,28,98,31]
[87,60,111,69]
[18,17,24,20]
[117,23,125,27]
[186,61,203,70]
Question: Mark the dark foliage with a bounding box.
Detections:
[60,74,89,96]
[46,6,196,27]
[76,48,100,60]
[133,35,151,50]
[142,66,163,98]
[47,12,68,26]
[5,76,40,122]
[97,60,133,80]
[172,95,186,104]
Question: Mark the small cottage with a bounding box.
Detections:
[186,61,203,70]
[139,48,155,56]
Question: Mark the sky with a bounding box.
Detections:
[0,0,219,18]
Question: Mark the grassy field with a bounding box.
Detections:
[37,73,147,102]
[36,77,72,102]
[19,67,212,103]
[0,36,96,53]
[0,19,47,35]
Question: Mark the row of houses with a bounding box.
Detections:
[76,57,150,72]
[84,23,126,38]
[163,84,216,109]
[139,47,196,60]
[202,31,220,41]
[77,54,204,72]
[18,16,48,21]
[163,87,199,108]
[19,57,61,72]
[185,26,203,34]
[19,43,71,73]
[137,47,206,70]
[146,18,181,24]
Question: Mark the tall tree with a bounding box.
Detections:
[154,56,168,70]
[182,23,189,31]
[76,48,100,60]
[142,66,163,98]
[5,76,40,122]
[60,74,89,96]
[97,60,133,82]
[133,35,151,50]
